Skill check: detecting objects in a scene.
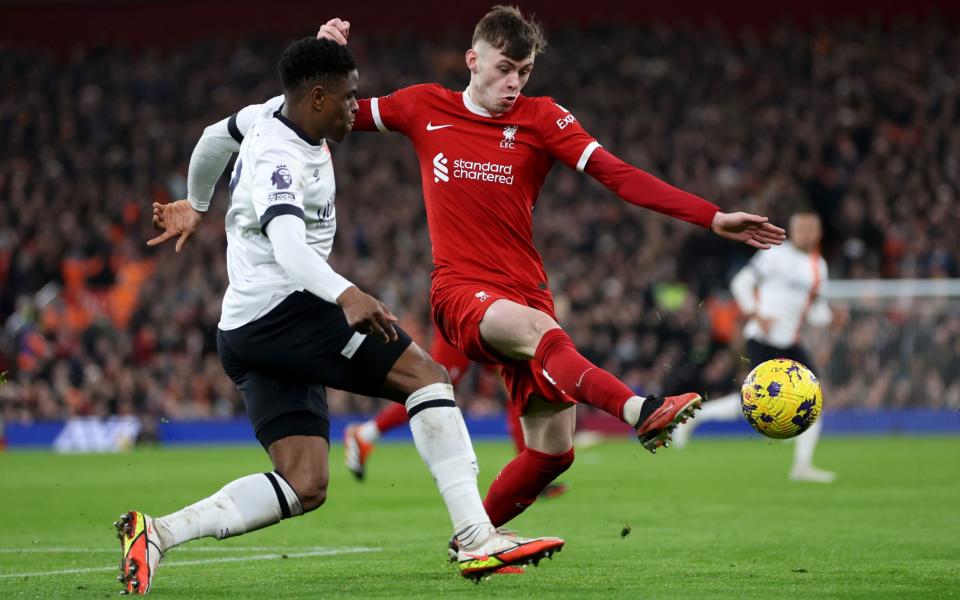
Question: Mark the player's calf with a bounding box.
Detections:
[266,436,329,511]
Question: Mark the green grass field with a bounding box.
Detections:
[1,437,958,598]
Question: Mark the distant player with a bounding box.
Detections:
[672,211,836,483]
[117,38,562,595]
[317,6,786,530]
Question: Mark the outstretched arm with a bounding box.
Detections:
[317,19,414,135]
[585,148,785,249]
[149,98,283,251]
[147,116,238,251]
[185,116,243,213]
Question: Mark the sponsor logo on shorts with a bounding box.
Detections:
[475,291,490,302]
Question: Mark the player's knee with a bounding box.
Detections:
[523,312,560,352]
[426,358,452,385]
[556,448,575,473]
[290,473,328,512]
[539,448,575,480]
[408,354,451,389]
[276,467,328,512]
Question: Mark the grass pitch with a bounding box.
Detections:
[0,436,958,598]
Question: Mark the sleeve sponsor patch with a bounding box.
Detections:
[268,191,297,203]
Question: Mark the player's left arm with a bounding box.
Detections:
[538,99,784,249]
[586,149,784,249]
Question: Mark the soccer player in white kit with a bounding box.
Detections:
[672,211,836,483]
[115,38,562,595]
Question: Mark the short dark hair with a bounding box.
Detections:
[277,37,356,96]
[472,5,547,60]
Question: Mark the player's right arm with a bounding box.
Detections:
[354,87,425,135]
[253,146,398,342]
[317,17,419,136]
[149,97,283,250]
[187,97,285,212]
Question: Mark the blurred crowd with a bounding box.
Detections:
[2,18,959,422]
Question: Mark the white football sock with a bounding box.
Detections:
[621,396,645,426]
[793,418,823,469]
[697,393,742,422]
[154,472,303,551]
[406,383,492,547]
[358,420,380,443]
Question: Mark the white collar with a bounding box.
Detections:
[462,87,499,118]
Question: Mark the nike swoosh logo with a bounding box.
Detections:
[575,368,595,388]
[426,122,453,131]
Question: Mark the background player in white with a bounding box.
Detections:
[671,211,836,483]
[117,38,561,595]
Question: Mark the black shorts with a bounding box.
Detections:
[217,291,412,448]
[746,339,814,370]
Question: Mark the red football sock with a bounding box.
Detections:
[483,448,574,527]
[374,402,409,433]
[534,328,633,421]
[505,400,527,455]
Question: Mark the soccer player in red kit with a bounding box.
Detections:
[319,7,785,529]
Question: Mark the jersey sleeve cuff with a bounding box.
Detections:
[260,204,305,235]
[187,196,210,213]
[326,277,354,303]
[576,141,601,172]
[227,113,244,144]
[370,97,388,133]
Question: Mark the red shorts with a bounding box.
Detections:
[428,324,472,386]
[430,281,574,414]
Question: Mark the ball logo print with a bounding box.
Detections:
[433,152,449,183]
[740,359,822,439]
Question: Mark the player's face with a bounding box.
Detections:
[467,40,534,114]
[789,213,822,252]
[318,69,359,143]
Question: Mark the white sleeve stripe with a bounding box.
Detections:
[576,141,601,172]
[340,332,368,359]
[371,97,388,133]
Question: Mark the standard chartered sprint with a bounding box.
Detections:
[452,158,514,184]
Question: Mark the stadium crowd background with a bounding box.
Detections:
[1,4,958,423]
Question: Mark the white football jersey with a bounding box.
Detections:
[731,241,832,348]
[218,107,338,330]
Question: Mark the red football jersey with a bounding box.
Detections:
[355,84,600,293]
